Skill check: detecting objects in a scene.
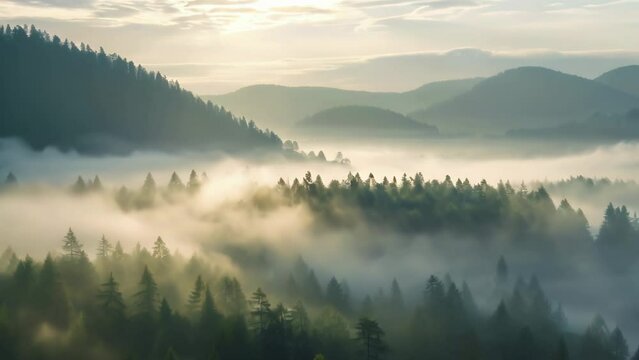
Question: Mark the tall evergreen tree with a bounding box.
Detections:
[36,254,69,328]
[152,236,170,260]
[187,275,205,316]
[97,273,126,319]
[355,317,386,360]
[390,278,404,310]
[134,266,159,316]
[62,228,85,259]
[96,235,112,259]
[249,288,271,335]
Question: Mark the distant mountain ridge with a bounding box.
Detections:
[596,65,639,97]
[295,106,438,138]
[205,78,482,132]
[0,25,282,155]
[411,67,639,134]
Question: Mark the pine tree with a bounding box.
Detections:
[355,317,386,360]
[152,237,170,260]
[62,228,85,259]
[326,277,346,312]
[112,241,124,260]
[390,278,404,310]
[168,172,185,192]
[290,300,310,334]
[134,266,159,316]
[90,175,103,191]
[250,288,271,335]
[97,235,112,259]
[36,254,69,327]
[187,170,200,193]
[200,286,220,328]
[187,275,205,316]
[72,176,87,193]
[97,273,126,319]
[610,327,629,360]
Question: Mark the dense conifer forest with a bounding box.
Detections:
[2,172,639,359]
[0,231,636,360]
[0,26,282,154]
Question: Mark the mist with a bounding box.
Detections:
[4,137,639,353]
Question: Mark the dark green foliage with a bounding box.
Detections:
[35,255,69,328]
[134,266,159,316]
[554,337,570,360]
[97,273,126,318]
[0,26,282,154]
[597,203,639,272]
[355,317,386,360]
[277,173,593,253]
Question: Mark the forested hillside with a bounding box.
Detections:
[295,106,438,138]
[0,26,282,154]
[411,67,639,134]
[3,239,624,360]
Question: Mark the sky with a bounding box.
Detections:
[2,0,639,93]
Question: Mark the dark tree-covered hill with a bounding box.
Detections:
[295,106,438,138]
[0,25,282,154]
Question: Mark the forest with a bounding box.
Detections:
[1,171,639,359]
[0,26,282,154]
[0,230,637,360]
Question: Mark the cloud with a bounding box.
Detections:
[8,0,95,8]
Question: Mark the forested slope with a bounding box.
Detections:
[0,26,282,155]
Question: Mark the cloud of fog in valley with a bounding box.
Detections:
[3,138,639,345]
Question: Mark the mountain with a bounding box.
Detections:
[295,106,438,138]
[204,78,481,132]
[508,108,639,140]
[410,67,639,134]
[0,25,282,155]
[596,65,639,97]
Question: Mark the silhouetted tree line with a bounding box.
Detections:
[277,173,639,272]
[67,170,206,210]
[0,25,282,154]
[0,235,635,360]
[278,172,591,241]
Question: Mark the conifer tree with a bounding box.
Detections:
[134,266,159,316]
[168,172,185,192]
[390,278,404,310]
[112,241,124,260]
[610,327,629,360]
[36,254,69,327]
[187,170,200,193]
[97,235,112,259]
[250,288,271,335]
[187,275,205,316]
[152,237,170,260]
[97,273,126,319]
[355,317,386,360]
[72,176,87,193]
[62,228,85,259]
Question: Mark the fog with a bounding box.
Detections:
[3,138,639,348]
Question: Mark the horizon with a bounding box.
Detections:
[3,0,639,94]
